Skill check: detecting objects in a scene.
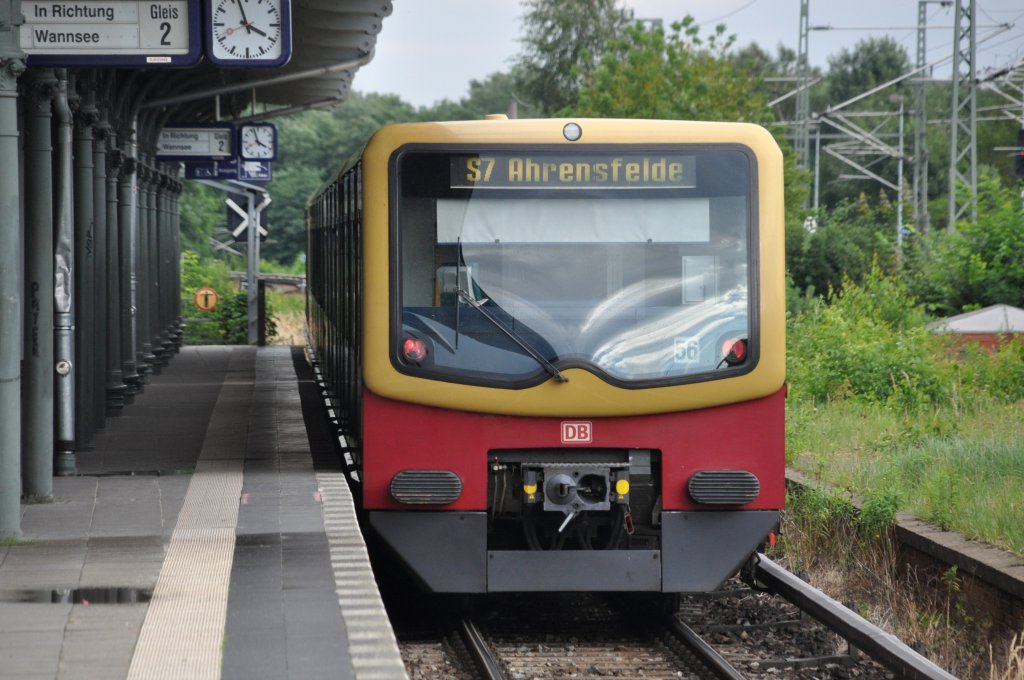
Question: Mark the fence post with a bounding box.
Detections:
[257,279,267,347]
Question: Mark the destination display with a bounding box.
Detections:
[156,124,233,160]
[450,153,697,190]
[21,1,200,66]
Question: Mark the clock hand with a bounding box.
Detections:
[236,0,252,34]
[246,23,268,38]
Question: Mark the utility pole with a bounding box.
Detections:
[948,0,978,229]
[795,0,812,169]
[897,98,906,246]
[912,1,935,235]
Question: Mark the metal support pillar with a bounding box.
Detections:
[247,190,259,344]
[897,100,906,246]
[90,93,107,428]
[161,175,174,353]
[795,0,812,169]
[154,171,166,356]
[948,0,978,228]
[170,179,184,350]
[21,69,56,498]
[153,166,164,360]
[813,122,821,210]
[0,6,25,537]
[92,103,111,423]
[118,153,142,397]
[145,163,164,368]
[160,170,175,352]
[136,161,155,374]
[53,70,76,476]
[73,80,97,450]
[912,0,931,234]
[105,129,126,414]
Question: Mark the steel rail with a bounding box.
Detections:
[457,618,505,680]
[755,554,958,680]
[665,616,747,680]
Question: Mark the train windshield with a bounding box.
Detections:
[393,147,756,387]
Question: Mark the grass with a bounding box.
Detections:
[268,291,305,346]
[783,392,1024,677]
[773,485,1024,678]
[787,398,1024,557]
[992,634,1024,679]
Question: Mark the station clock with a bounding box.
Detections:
[238,123,278,161]
[207,0,292,67]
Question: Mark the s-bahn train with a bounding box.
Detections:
[306,118,785,593]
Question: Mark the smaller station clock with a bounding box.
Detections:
[239,123,278,161]
[208,0,292,67]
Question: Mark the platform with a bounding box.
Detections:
[0,346,408,680]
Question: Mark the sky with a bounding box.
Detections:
[353,0,1024,109]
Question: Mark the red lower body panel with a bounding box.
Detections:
[361,387,786,511]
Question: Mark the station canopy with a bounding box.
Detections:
[142,1,392,122]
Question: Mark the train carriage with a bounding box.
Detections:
[307,118,785,593]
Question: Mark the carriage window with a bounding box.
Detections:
[393,148,755,387]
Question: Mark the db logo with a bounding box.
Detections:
[561,421,593,444]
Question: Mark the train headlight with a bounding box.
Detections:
[563,122,583,142]
[720,337,747,366]
[402,337,427,363]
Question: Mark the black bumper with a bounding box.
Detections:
[368,509,779,593]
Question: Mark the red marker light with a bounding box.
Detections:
[402,337,427,362]
[721,338,747,365]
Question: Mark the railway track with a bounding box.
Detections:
[680,555,957,679]
[401,594,728,680]
[393,558,957,680]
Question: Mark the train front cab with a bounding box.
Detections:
[358,119,786,593]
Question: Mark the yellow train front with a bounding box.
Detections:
[307,118,786,593]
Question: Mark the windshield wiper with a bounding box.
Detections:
[456,288,568,383]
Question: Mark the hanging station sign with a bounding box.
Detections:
[156,124,234,161]
[184,158,272,183]
[20,0,202,67]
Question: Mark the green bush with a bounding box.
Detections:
[906,168,1024,315]
[185,292,277,345]
[787,264,946,406]
[181,249,234,298]
[181,250,276,345]
[953,339,1024,403]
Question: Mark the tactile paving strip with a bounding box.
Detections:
[125,347,408,680]
[126,363,250,679]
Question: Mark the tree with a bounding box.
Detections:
[791,195,898,297]
[260,92,420,263]
[826,36,910,106]
[179,181,227,256]
[568,19,811,283]
[732,43,828,136]
[908,167,1024,313]
[569,19,772,125]
[423,70,539,121]
[515,0,631,115]
[809,38,913,211]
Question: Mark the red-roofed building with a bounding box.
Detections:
[928,304,1024,350]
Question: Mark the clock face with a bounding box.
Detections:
[240,125,277,160]
[210,0,289,65]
